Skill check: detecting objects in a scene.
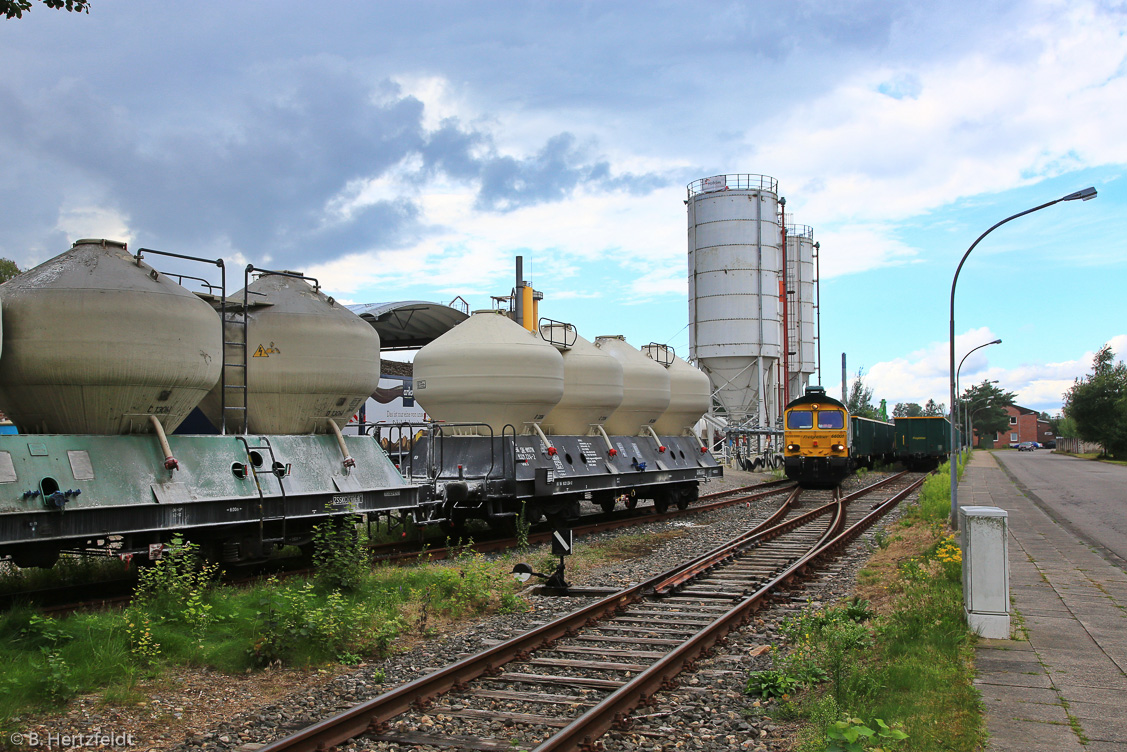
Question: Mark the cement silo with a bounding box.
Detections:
[785,224,818,400]
[687,174,782,428]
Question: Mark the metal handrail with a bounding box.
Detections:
[686,173,778,198]
[538,317,578,348]
[642,342,675,366]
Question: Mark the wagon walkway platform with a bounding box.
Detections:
[958,451,1127,751]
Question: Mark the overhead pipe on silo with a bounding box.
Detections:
[757,189,766,428]
[815,242,822,384]
[779,197,789,410]
[515,256,524,327]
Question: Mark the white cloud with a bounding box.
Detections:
[748,0,1127,277]
[55,204,132,248]
[814,224,920,278]
[308,181,687,300]
[322,154,426,226]
[386,74,475,134]
[864,328,1127,412]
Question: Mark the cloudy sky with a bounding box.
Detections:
[2,0,1123,414]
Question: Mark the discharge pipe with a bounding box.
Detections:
[327,418,356,469]
[149,415,179,472]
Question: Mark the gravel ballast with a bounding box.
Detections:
[18,469,914,752]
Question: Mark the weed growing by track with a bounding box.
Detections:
[746,456,985,752]
[0,524,533,730]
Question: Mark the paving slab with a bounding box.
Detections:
[1085,742,1127,752]
[961,451,1127,751]
[974,672,1055,689]
[1078,719,1127,744]
[979,714,1085,752]
[995,700,1071,724]
[1066,700,1127,721]
[975,684,1061,705]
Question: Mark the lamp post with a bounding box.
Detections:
[956,340,1002,453]
[949,187,1097,528]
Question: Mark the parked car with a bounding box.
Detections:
[1043,440,1056,449]
[1017,442,1037,452]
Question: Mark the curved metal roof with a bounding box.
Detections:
[348,300,469,350]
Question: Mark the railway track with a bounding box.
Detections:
[255,471,926,752]
[2,479,795,614]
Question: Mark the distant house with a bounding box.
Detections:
[977,405,1052,447]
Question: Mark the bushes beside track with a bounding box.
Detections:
[745,455,986,752]
[0,524,531,731]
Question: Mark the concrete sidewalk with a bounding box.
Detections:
[958,451,1127,751]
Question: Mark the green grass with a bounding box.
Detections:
[0,519,684,730]
[0,530,531,731]
[906,454,968,523]
[750,462,986,752]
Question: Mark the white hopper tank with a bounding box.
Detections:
[0,239,222,435]
[596,336,670,436]
[538,322,623,435]
[198,273,381,435]
[413,310,564,434]
[643,344,711,435]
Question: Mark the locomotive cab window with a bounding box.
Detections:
[817,410,845,429]
[787,410,813,429]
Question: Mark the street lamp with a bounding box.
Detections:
[963,380,1000,454]
[956,339,1002,453]
[949,187,1097,528]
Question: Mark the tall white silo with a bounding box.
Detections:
[687,174,782,427]
[786,224,818,400]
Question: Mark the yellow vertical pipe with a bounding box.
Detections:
[522,284,535,331]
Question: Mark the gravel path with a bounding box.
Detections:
[168,469,911,752]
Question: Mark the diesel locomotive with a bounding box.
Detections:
[783,386,957,487]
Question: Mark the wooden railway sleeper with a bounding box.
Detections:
[254,478,908,752]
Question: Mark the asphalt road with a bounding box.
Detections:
[993,449,1127,566]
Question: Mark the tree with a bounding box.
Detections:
[1063,345,1127,458]
[1054,413,1078,439]
[845,368,881,419]
[922,399,946,416]
[0,258,20,283]
[1041,411,1067,438]
[2,0,88,19]
[959,380,1016,445]
[892,402,923,417]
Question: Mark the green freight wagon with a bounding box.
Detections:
[850,416,895,468]
[893,416,958,470]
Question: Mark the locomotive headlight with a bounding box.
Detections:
[831,443,845,452]
[786,443,800,452]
